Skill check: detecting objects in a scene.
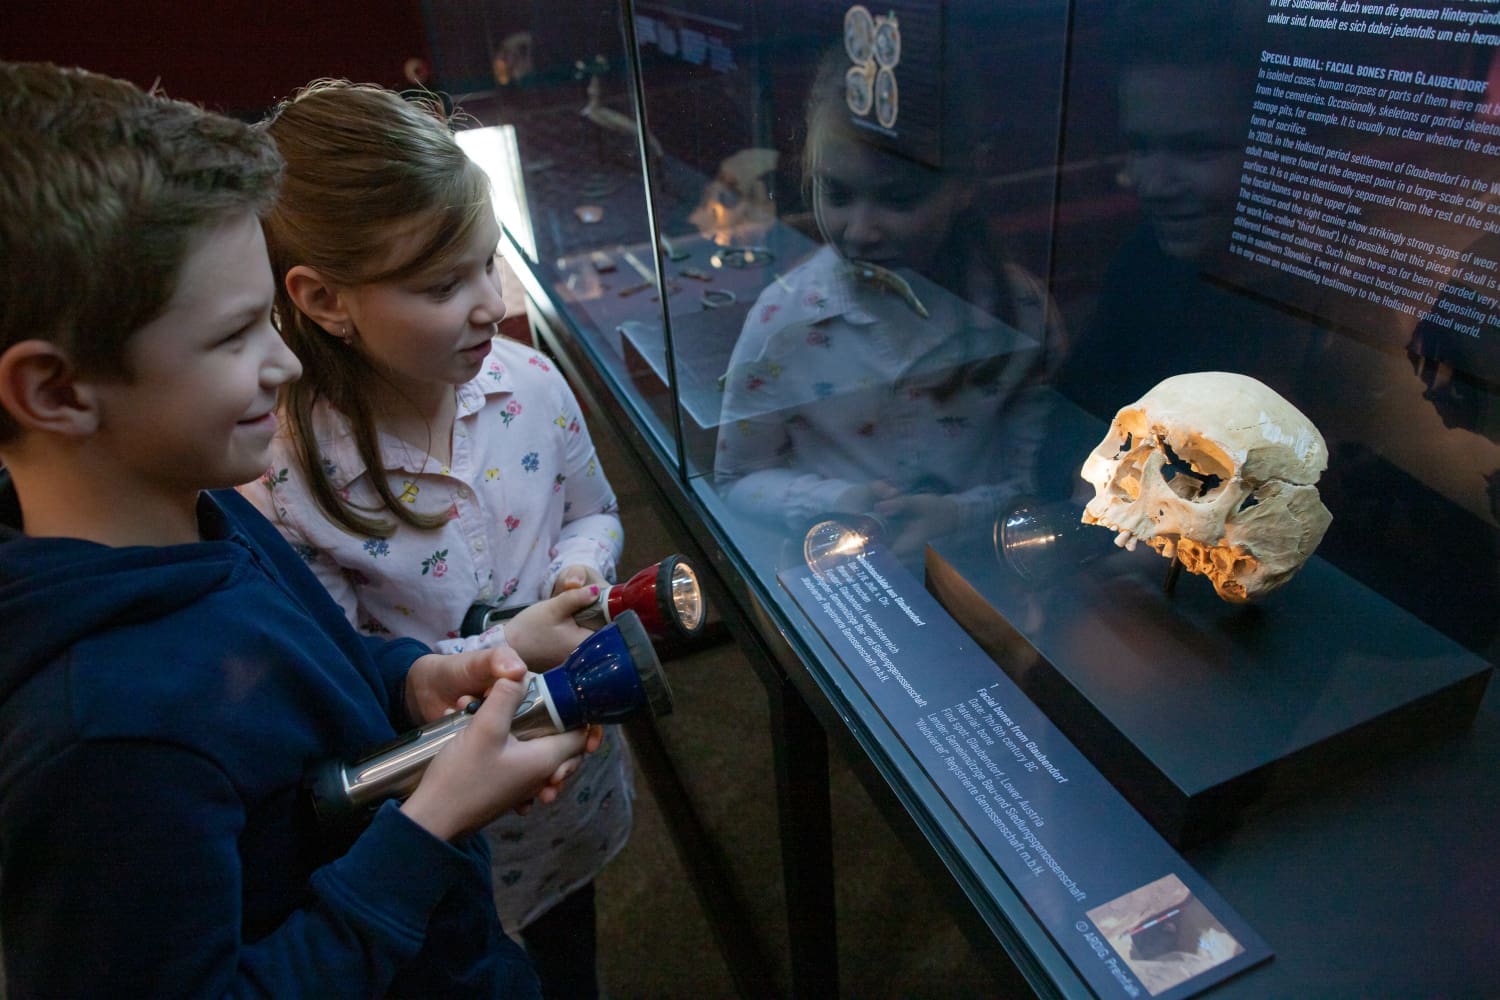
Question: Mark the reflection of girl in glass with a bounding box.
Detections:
[715,51,1064,562]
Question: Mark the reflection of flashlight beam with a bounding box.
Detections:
[829,531,869,556]
[1005,532,1061,551]
[803,515,887,575]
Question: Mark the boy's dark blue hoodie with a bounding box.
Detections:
[0,485,538,998]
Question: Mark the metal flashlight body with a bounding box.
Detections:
[306,609,669,842]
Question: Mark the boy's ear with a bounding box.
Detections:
[0,340,100,436]
[284,265,351,338]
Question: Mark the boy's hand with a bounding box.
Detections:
[552,563,608,594]
[405,645,526,725]
[504,586,599,670]
[400,661,590,841]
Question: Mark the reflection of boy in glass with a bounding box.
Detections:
[1117,59,1246,266]
[714,50,1063,561]
[1058,0,1309,413]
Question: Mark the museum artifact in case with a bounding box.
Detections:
[424,0,1500,994]
[1078,371,1333,603]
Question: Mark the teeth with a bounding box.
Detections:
[1109,525,1159,553]
[1104,521,1190,561]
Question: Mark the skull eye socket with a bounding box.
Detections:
[1159,439,1223,500]
[1115,432,1134,456]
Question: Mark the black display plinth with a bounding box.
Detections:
[926,532,1494,847]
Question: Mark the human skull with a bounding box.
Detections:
[1081,372,1332,603]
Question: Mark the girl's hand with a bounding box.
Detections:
[517,723,606,816]
[873,491,962,560]
[833,482,881,516]
[405,645,527,725]
[505,586,600,670]
[552,563,608,595]
[400,661,590,840]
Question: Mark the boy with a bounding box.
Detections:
[0,61,590,997]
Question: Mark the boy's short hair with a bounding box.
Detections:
[0,61,283,442]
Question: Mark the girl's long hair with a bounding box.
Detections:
[259,80,491,537]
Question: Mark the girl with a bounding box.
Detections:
[714,50,1065,564]
[242,80,628,998]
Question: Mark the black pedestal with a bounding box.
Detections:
[927,534,1494,847]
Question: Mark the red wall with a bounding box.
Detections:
[0,1,431,115]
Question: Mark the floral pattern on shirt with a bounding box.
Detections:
[238,337,628,934]
[421,549,449,577]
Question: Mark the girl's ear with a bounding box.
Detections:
[284,265,350,338]
[0,340,99,437]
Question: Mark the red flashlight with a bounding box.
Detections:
[577,554,705,642]
[462,554,706,644]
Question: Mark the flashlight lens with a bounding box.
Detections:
[668,562,704,632]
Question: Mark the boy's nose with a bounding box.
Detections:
[265,332,303,386]
[1128,153,1185,198]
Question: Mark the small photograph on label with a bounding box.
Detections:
[1086,873,1244,996]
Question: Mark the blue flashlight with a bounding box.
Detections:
[306,610,670,840]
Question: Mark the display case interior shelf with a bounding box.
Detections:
[925,398,1495,848]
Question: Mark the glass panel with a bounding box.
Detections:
[636,1,1073,589]
[1050,0,1500,660]
[433,1,681,460]
[440,0,1500,658]
[620,3,796,482]
[433,1,1500,990]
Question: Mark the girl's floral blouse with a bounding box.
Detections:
[241,337,623,644]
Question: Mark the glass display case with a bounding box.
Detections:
[428,1,1499,995]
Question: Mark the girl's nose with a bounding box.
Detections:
[842,201,883,251]
[473,267,508,326]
